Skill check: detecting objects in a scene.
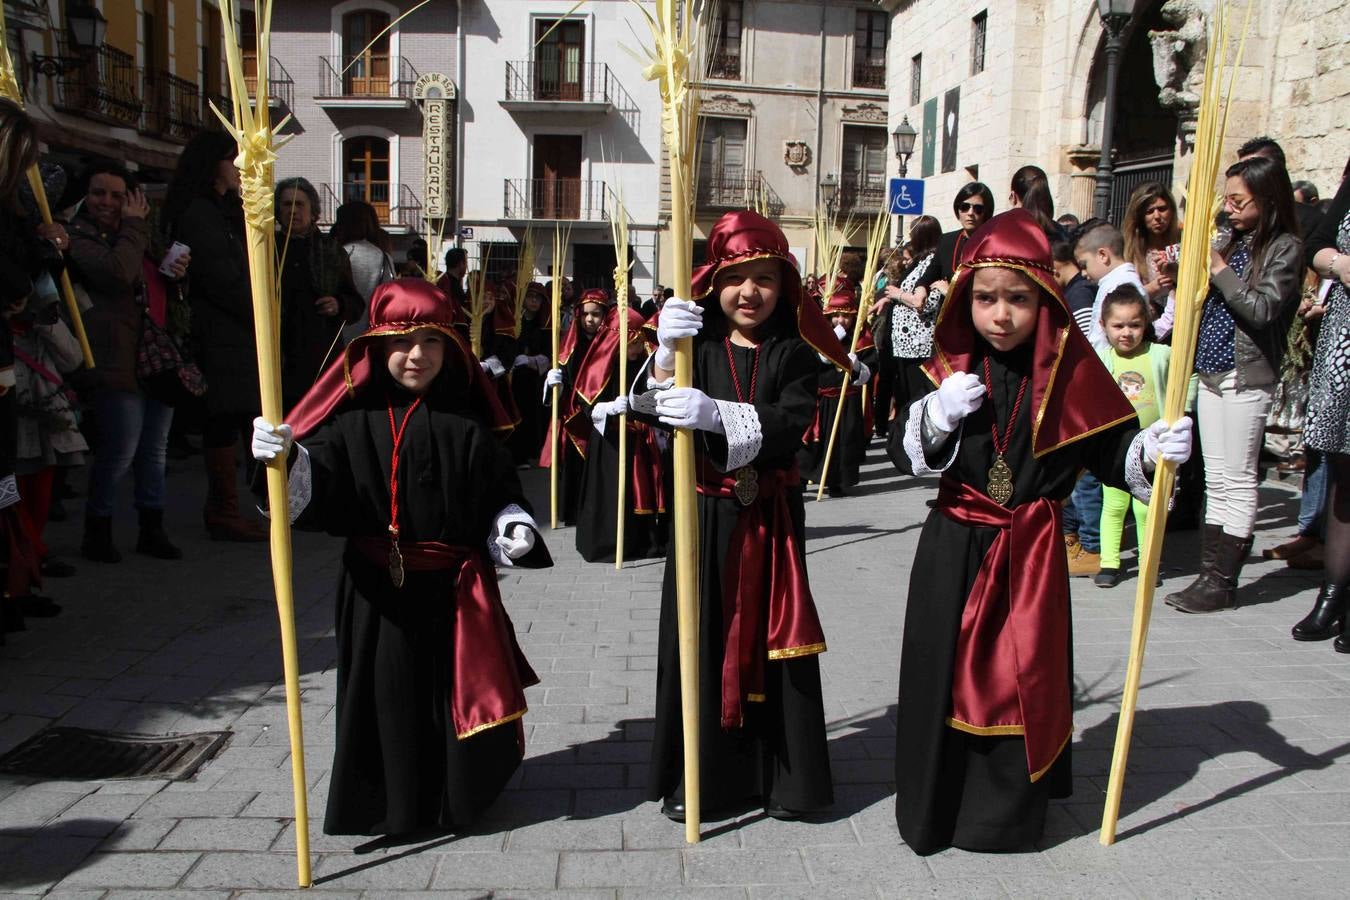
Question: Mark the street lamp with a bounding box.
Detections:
[31,2,109,79]
[1092,0,1137,220]
[891,115,917,178]
[819,172,838,215]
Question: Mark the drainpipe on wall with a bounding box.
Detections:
[812,0,828,268]
[454,0,467,248]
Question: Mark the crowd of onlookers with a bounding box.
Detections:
[1,85,1346,653]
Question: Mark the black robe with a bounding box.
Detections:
[292,386,549,836]
[892,345,1140,854]
[575,354,665,564]
[645,335,834,814]
[545,331,593,525]
[799,345,878,491]
[507,313,549,465]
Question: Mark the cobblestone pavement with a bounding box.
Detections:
[1,444,1345,898]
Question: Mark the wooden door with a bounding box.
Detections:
[343,11,391,96]
[344,137,392,223]
[535,19,584,100]
[532,135,583,219]
[698,117,747,206]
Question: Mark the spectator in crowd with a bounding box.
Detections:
[1057,212,1081,230]
[1008,164,1061,239]
[1166,155,1304,614]
[1292,181,1320,207]
[439,246,469,310]
[1121,182,1182,340]
[273,177,362,408]
[0,98,69,633]
[163,129,266,542]
[330,200,393,341]
[401,238,429,278]
[1053,234,1102,561]
[1074,219,1147,349]
[934,182,994,281]
[872,215,942,453]
[1291,157,1350,649]
[1051,237,1096,340]
[68,163,187,563]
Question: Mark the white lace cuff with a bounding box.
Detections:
[712,399,762,472]
[0,474,18,510]
[259,444,311,524]
[1124,430,1156,505]
[902,394,960,476]
[489,503,538,567]
[630,353,673,416]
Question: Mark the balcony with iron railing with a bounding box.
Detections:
[836,177,886,215]
[242,52,295,109]
[319,182,422,232]
[316,55,418,109]
[501,60,638,126]
[852,58,887,90]
[707,48,741,80]
[52,40,142,128]
[503,178,611,223]
[695,170,784,217]
[140,69,202,142]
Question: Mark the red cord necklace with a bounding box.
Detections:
[385,393,424,587]
[982,357,1029,506]
[724,336,761,403]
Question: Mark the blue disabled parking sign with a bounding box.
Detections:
[888,178,924,216]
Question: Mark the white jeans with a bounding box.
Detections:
[1196,370,1274,538]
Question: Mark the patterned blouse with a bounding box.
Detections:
[888,252,942,360]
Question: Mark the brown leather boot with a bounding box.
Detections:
[203,445,268,542]
[1164,523,1222,610]
[1173,530,1251,614]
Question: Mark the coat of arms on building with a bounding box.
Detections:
[783,141,811,170]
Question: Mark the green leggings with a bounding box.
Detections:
[1100,485,1149,569]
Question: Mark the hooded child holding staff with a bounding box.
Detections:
[800,279,875,496]
[891,209,1194,854]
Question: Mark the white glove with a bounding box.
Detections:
[852,361,871,386]
[654,298,703,369]
[532,354,550,373]
[654,386,723,433]
[481,356,506,378]
[1144,416,1193,466]
[494,522,535,560]
[513,354,531,368]
[251,417,293,462]
[929,372,985,433]
[590,396,629,432]
[834,323,847,340]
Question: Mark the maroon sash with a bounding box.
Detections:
[697,460,826,728]
[936,477,1071,782]
[803,383,864,445]
[629,421,666,515]
[350,537,538,740]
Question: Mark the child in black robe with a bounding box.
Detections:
[540,290,606,524]
[800,280,876,495]
[251,278,551,837]
[890,210,1193,854]
[632,211,854,821]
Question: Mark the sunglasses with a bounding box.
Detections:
[1224,194,1255,213]
[957,202,987,214]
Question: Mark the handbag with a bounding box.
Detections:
[136,310,206,407]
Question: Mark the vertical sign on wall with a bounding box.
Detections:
[414,72,458,265]
[941,87,960,174]
[921,97,938,179]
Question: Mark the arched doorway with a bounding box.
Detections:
[344,136,391,222]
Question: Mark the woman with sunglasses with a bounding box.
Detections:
[1165,155,1304,614]
[934,182,995,282]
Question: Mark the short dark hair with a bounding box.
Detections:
[1237,136,1286,169]
[81,162,137,194]
[1074,219,1124,258]
[952,181,995,217]
[1056,213,1081,229]
[1291,180,1319,203]
[661,287,674,299]
[1050,239,1077,265]
[445,247,467,269]
[1101,283,1153,341]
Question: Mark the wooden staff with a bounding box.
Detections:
[638,0,703,843]
[817,208,888,501]
[609,196,632,569]
[0,14,94,368]
[468,249,491,359]
[550,226,563,530]
[1100,0,1247,846]
[214,0,310,885]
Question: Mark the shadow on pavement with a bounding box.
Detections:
[0,819,108,891]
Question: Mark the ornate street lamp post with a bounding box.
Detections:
[891,115,917,239]
[1092,0,1137,220]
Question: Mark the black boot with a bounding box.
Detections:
[136,508,183,560]
[1291,584,1346,642]
[1335,631,1350,654]
[1165,523,1223,609]
[1173,530,1250,614]
[81,515,122,564]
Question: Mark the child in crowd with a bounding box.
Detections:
[250,278,551,837]
[801,280,874,495]
[1074,219,1148,349]
[633,210,850,822]
[1095,284,1173,587]
[893,209,1192,854]
[542,288,608,525]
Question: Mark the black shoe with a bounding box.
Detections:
[81,515,122,564]
[1292,584,1345,642]
[40,557,77,578]
[826,486,848,498]
[18,594,62,617]
[136,508,183,560]
[1334,631,1350,654]
[660,797,685,823]
[1094,567,1122,588]
[764,801,802,821]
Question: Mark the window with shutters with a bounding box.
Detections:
[343,10,392,95]
[971,11,987,76]
[853,9,887,89]
[697,116,749,208]
[840,125,888,213]
[910,53,922,106]
[535,19,585,100]
[708,1,742,80]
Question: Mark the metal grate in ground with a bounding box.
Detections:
[0,727,230,781]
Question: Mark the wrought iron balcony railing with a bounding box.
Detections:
[141,70,202,142]
[695,170,783,217]
[52,41,142,128]
[503,178,610,222]
[707,49,741,80]
[852,59,886,90]
[503,59,638,117]
[837,178,887,215]
[320,182,423,230]
[242,53,295,108]
[317,54,418,99]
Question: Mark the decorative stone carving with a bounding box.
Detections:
[701,93,754,116]
[783,141,811,170]
[1148,0,1207,150]
[841,102,887,124]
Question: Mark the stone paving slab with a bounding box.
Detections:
[1,446,1345,895]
